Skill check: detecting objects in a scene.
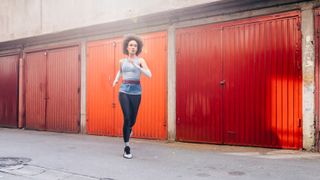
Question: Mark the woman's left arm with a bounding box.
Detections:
[134,58,152,78]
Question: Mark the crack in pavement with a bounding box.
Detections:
[0,163,107,180]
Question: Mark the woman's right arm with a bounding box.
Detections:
[112,60,123,87]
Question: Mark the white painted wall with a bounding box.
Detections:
[0,0,219,42]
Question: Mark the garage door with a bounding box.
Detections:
[87,31,167,139]
[0,54,19,128]
[176,11,302,149]
[25,46,80,133]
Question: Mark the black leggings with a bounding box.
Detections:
[119,92,141,143]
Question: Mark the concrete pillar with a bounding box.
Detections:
[18,55,24,128]
[167,25,176,142]
[80,40,87,134]
[301,4,315,151]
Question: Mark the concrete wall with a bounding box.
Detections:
[0,0,42,42]
[0,0,218,42]
[301,4,316,151]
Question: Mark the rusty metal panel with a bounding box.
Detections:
[315,8,320,152]
[87,38,118,136]
[46,46,80,133]
[87,32,167,140]
[0,55,19,127]
[176,11,302,149]
[176,25,223,143]
[222,12,302,149]
[25,51,46,130]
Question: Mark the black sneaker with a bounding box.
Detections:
[123,146,133,159]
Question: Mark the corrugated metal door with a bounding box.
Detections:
[176,25,223,143]
[25,51,46,130]
[46,47,80,133]
[176,11,302,149]
[25,46,80,132]
[87,38,118,136]
[122,32,167,139]
[114,38,126,137]
[315,8,320,152]
[0,55,19,127]
[87,32,167,139]
[222,12,302,149]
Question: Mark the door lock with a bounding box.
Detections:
[220,80,226,86]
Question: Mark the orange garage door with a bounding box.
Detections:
[87,31,167,140]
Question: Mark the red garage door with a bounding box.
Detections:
[176,11,302,149]
[176,25,223,143]
[25,46,80,133]
[25,51,46,130]
[0,54,19,128]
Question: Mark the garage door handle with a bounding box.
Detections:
[220,80,226,85]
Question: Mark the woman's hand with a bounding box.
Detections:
[113,70,121,87]
[112,80,118,87]
[136,58,152,78]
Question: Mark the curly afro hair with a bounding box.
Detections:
[122,35,143,56]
